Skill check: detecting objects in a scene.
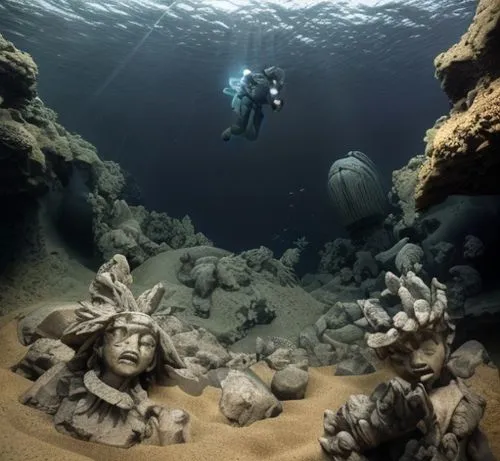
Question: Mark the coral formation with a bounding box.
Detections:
[90,197,212,268]
[394,242,424,275]
[389,155,425,229]
[463,235,485,260]
[0,56,102,198]
[318,238,357,274]
[308,229,393,319]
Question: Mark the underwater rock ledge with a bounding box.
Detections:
[0,34,37,107]
[0,32,211,314]
[434,0,500,104]
[416,78,500,210]
[415,0,500,210]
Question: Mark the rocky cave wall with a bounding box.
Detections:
[0,33,212,314]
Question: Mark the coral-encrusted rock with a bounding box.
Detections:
[0,33,38,106]
[463,234,484,260]
[395,243,424,275]
[415,0,500,210]
[415,79,500,209]
[0,115,47,195]
[0,33,108,199]
[434,0,500,103]
[389,156,425,227]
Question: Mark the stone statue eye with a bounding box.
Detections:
[110,327,127,342]
[420,339,438,355]
[140,335,156,348]
[422,346,436,355]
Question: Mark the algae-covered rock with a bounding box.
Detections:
[0,117,46,195]
[0,33,38,106]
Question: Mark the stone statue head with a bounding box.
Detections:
[21,254,192,449]
[360,271,455,389]
[62,254,185,387]
[384,330,447,387]
[100,313,158,378]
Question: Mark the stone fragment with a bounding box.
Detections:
[334,354,376,376]
[271,365,309,400]
[219,370,282,426]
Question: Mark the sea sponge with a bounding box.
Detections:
[327,151,387,230]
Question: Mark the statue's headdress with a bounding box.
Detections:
[358,271,455,359]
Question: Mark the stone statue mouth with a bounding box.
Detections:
[410,365,434,381]
[119,351,139,365]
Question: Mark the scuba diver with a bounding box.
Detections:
[221,66,285,142]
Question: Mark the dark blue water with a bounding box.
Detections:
[0,0,476,273]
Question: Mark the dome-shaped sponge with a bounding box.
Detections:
[327,151,387,229]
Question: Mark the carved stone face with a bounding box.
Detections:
[102,314,157,379]
[387,331,446,387]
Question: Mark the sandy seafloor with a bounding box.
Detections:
[0,310,499,461]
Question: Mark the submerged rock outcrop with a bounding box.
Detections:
[416,79,500,209]
[388,155,425,230]
[0,34,37,107]
[415,0,500,209]
[0,31,102,197]
[90,196,212,268]
[434,0,500,104]
[0,33,210,314]
[131,246,324,348]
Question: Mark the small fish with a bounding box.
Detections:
[289,204,295,208]
[299,187,305,192]
[0,95,3,106]
[288,191,294,196]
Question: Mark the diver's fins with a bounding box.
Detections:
[221,128,232,141]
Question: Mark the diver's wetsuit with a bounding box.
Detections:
[221,66,285,141]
